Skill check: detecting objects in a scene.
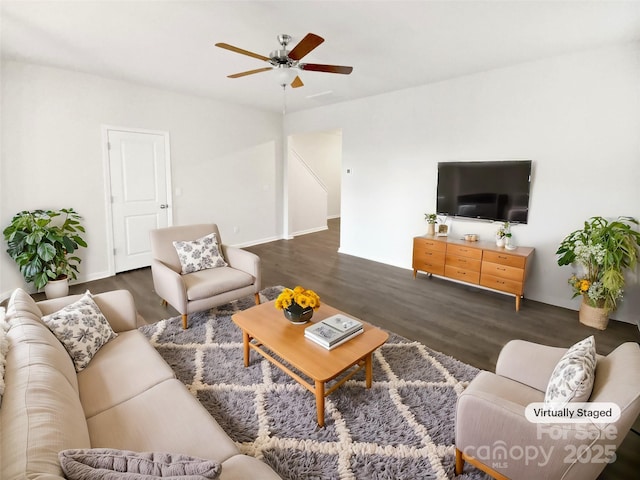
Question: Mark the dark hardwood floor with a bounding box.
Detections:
[46,218,639,479]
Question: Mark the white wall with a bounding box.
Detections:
[1,61,283,297]
[284,43,640,323]
[287,148,328,236]
[289,130,342,218]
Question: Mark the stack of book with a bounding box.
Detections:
[305,314,364,350]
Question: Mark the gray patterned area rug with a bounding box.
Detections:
[139,287,488,480]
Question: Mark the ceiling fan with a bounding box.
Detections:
[215,33,353,89]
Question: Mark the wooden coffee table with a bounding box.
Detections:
[232,300,389,427]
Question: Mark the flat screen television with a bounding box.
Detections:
[436,160,532,224]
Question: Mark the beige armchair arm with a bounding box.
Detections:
[495,340,568,392]
[223,246,261,291]
[456,372,608,480]
[37,290,138,333]
[151,259,188,314]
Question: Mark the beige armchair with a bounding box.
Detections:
[455,339,640,480]
[150,223,261,329]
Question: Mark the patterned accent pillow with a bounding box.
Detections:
[173,233,227,274]
[0,307,9,405]
[42,291,117,372]
[545,335,597,405]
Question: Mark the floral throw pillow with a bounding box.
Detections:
[42,291,117,372]
[545,335,597,405]
[173,233,227,274]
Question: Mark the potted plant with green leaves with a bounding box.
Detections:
[3,208,87,298]
[556,216,640,329]
[424,213,437,236]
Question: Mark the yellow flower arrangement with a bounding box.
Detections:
[275,286,321,311]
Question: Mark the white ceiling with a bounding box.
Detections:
[2,1,640,114]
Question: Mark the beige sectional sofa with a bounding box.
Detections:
[0,288,281,480]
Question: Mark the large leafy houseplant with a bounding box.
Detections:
[556,216,640,312]
[3,208,87,289]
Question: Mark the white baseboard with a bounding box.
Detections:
[291,225,329,237]
[232,235,284,249]
[0,269,113,303]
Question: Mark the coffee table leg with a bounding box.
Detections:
[315,380,325,427]
[242,331,250,367]
[365,353,373,388]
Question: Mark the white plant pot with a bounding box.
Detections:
[496,237,505,248]
[44,277,69,299]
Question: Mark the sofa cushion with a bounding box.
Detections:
[545,335,596,405]
[59,449,221,479]
[39,289,140,333]
[87,379,240,464]
[183,267,254,301]
[1,318,91,479]
[5,287,44,323]
[79,330,175,418]
[42,291,118,372]
[173,233,227,274]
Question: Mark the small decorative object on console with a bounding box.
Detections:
[424,213,437,236]
[496,221,511,248]
[275,286,321,324]
[305,314,363,350]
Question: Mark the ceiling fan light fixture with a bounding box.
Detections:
[275,66,298,87]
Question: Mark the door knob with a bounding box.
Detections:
[160,204,169,209]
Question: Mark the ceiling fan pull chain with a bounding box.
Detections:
[282,84,287,115]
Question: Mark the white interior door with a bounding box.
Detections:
[107,129,171,272]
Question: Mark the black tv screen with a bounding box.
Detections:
[436,160,532,224]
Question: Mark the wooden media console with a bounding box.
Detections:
[412,235,534,311]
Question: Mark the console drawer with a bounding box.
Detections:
[445,254,481,272]
[445,265,480,284]
[414,237,447,253]
[482,261,524,282]
[414,250,445,265]
[413,259,445,276]
[480,273,523,295]
[483,250,526,269]
[446,244,482,260]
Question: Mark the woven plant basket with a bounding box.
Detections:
[579,296,609,330]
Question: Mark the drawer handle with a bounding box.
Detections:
[498,255,508,260]
[425,252,433,256]
[497,280,505,284]
[497,267,506,271]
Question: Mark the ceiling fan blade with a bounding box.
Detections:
[300,63,353,75]
[291,76,304,88]
[215,42,270,62]
[288,33,324,61]
[228,67,273,78]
